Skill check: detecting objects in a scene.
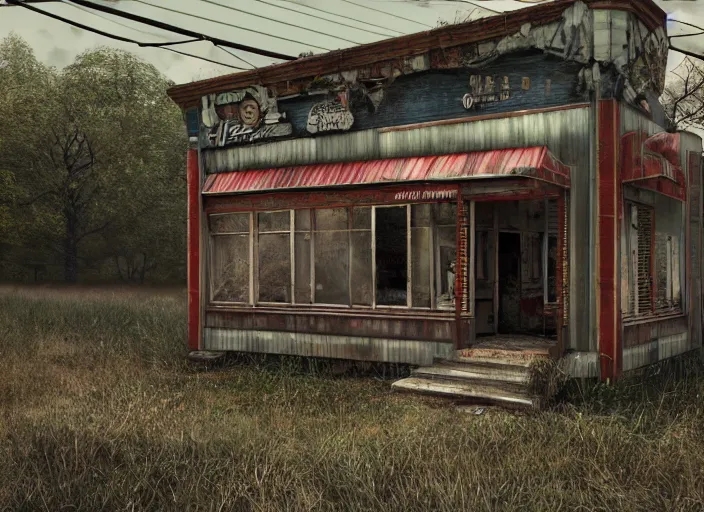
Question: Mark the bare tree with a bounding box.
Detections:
[661,57,704,131]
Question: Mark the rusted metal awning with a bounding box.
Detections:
[203,146,571,195]
[621,131,686,201]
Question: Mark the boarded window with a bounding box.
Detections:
[314,208,349,305]
[376,206,408,306]
[210,213,250,303]
[258,211,291,303]
[626,202,653,316]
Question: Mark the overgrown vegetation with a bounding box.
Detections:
[1,286,704,511]
[0,35,187,284]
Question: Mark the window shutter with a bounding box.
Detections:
[636,205,653,314]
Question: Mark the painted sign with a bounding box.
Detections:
[463,75,512,110]
[393,189,458,201]
[306,91,354,134]
[201,85,292,148]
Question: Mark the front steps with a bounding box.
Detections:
[392,345,554,408]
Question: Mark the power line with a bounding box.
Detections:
[250,0,399,38]
[201,0,367,46]
[337,0,433,29]
[5,0,248,69]
[132,0,332,52]
[216,45,256,69]
[277,0,405,36]
[64,0,187,41]
[66,0,297,60]
[66,0,255,69]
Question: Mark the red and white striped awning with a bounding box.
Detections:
[203,146,571,195]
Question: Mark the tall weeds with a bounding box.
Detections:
[1,286,704,511]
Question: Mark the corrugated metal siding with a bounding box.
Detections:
[203,107,592,352]
[622,333,690,371]
[204,107,589,173]
[203,327,455,366]
[681,131,704,351]
[203,147,570,195]
[620,103,665,136]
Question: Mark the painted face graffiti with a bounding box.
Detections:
[239,98,261,127]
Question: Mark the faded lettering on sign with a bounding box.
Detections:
[394,190,458,201]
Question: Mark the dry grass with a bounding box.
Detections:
[2,286,704,511]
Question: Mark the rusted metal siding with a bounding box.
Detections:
[681,131,704,351]
[203,106,593,353]
[623,333,690,371]
[204,106,589,174]
[205,309,456,344]
[203,147,570,196]
[203,327,455,366]
[623,315,688,348]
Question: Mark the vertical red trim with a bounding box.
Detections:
[187,149,201,351]
[650,209,656,313]
[597,100,621,381]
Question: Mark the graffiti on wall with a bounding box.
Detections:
[306,91,355,134]
[201,86,292,148]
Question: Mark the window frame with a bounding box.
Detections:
[206,201,458,312]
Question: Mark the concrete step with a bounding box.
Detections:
[392,377,535,408]
[453,348,551,366]
[412,363,530,386]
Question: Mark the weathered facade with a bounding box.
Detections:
[169,0,703,385]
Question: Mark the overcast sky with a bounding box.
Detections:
[0,0,702,84]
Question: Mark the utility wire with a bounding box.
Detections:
[6,0,248,69]
[66,0,297,60]
[66,0,255,69]
[216,45,256,69]
[250,0,398,38]
[201,0,367,46]
[132,0,331,52]
[277,0,405,36]
[337,0,433,29]
[64,0,183,41]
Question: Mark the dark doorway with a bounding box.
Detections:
[498,232,521,334]
[376,206,407,306]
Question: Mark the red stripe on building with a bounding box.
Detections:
[187,149,201,351]
[598,100,621,381]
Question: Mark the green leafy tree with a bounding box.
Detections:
[0,35,187,283]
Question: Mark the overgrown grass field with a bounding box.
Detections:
[2,285,704,511]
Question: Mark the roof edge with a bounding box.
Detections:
[168,0,666,108]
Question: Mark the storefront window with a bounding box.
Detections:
[294,209,312,304]
[350,207,373,306]
[411,204,432,308]
[434,203,457,310]
[258,211,291,303]
[210,213,250,303]
[208,201,458,310]
[314,208,350,305]
[376,206,408,306]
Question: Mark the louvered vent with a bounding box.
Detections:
[636,205,653,314]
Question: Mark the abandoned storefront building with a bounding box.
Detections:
[168,0,703,404]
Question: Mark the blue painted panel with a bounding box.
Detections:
[186,108,200,137]
[279,52,585,138]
